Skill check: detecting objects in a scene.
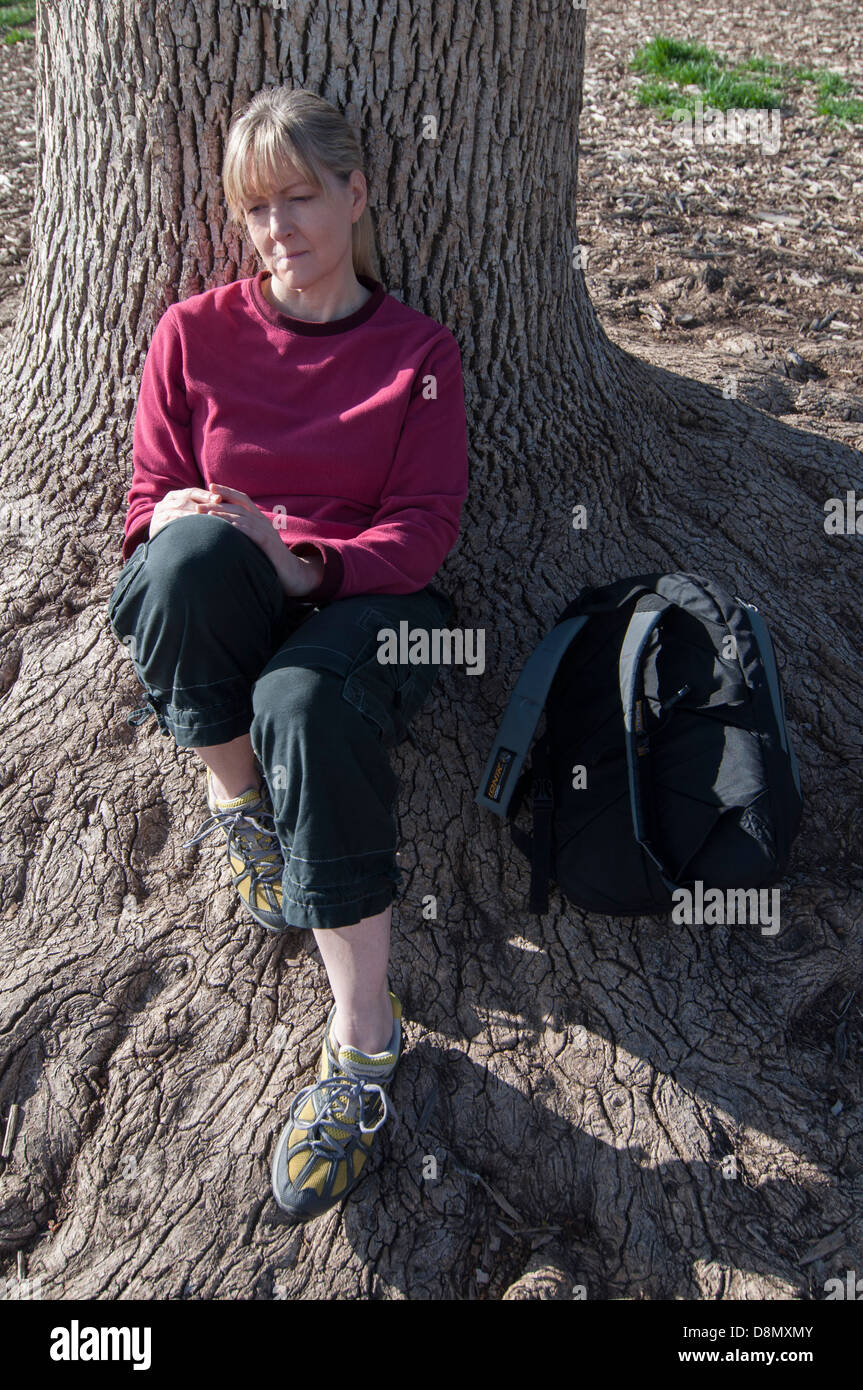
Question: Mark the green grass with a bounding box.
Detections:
[737,56,783,74]
[631,36,720,88]
[702,70,784,110]
[816,94,863,122]
[0,0,35,44]
[811,71,863,124]
[815,70,851,97]
[631,35,863,126]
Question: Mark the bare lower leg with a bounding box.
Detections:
[313,903,394,1055]
[195,732,259,801]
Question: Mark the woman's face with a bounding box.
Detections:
[242,159,366,291]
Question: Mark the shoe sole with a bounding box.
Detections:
[251,915,296,934]
[244,900,296,934]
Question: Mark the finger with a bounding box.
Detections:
[197,486,254,511]
[195,502,251,520]
[202,484,251,502]
[203,503,266,526]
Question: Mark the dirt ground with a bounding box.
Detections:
[581,1,863,451]
[2,5,862,453]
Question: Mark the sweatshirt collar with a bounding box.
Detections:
[249,270,385,335]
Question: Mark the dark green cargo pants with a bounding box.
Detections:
[106,514,455,931]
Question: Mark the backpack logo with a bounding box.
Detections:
[484,748,516,802]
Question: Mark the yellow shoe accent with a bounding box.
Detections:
[271,993,403,1219]
[182,772,286,931]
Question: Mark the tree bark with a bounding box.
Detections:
[0,0,861,1301]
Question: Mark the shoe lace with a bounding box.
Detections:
[182,802,283,887]
[289,1076,398,1160]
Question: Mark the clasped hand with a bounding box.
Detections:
[147,485,324,598]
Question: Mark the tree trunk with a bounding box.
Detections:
[1,0,860,1301]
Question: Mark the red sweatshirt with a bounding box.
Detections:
[121,270,469,602]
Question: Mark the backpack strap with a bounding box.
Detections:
[507,766,533,825]
[738,601,802,795]
[474,615,589,817]
[527,734,554,912]
[500,735,554,914]
[618,595,681,894]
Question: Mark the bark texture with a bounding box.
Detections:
[0,0,861,1301]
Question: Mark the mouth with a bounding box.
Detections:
[275,251,306,262]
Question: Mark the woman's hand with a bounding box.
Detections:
[191,484,324,598]
[148,487,223,539]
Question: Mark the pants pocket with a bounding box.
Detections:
[341,594,447,748]
[107,543,149,632]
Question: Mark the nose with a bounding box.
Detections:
[267,199,295,242]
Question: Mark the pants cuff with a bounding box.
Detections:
[281,871,402,931]
[160,698,253,747]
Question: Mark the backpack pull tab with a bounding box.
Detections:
[665,683,691,711]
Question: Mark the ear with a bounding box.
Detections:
[349,169,367,221]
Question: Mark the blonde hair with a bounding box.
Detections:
[222,87,380,281]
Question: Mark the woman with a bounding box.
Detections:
[107,87,468,1222]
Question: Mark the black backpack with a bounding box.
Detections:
[475,572,803,915]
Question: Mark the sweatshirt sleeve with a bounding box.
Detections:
[314,331,469,599]
[285,539,344,602]
[121,305,205,561]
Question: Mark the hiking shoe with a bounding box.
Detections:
[271,992,403,1221]
[183,770,286,932]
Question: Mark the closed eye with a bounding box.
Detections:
[248,196,311,212]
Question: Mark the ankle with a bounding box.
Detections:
[209,769,260,802]
[332,993,393,1056]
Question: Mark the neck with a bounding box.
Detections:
[263,265,372,323]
